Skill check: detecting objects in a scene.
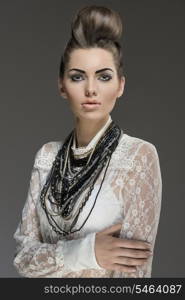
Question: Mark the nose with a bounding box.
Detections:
[85,78,98,97]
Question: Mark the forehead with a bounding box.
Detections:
[68,48,116,70]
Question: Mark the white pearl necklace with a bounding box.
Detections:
[71,115,112,158]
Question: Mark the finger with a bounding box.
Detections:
[112,264,137,273]
[115,257,148,266]
[113,248,152,259]
[116,238,151,250]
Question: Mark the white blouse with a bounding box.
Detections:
[13,120,162,278]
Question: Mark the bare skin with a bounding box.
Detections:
[95,223,152,272]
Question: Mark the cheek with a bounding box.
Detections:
[101,85,118,105]
[104,89,117,100]
[65,83,83,100]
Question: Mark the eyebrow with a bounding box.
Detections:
[68,68,114,74]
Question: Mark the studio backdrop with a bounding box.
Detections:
[0,0,184,277]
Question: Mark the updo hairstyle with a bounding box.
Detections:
[59,5,124,80]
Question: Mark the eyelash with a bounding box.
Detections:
[69,74,112,82]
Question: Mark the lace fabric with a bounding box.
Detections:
[13,133,162,278]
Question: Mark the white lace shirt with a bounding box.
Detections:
[13,120,162,278]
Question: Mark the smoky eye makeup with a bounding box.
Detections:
[69,73,82,81]
[68,72,113,82]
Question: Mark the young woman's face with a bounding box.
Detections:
[58,48,125,121]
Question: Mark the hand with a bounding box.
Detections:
[95,223,152,273]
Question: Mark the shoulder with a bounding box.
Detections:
[111,132,159,170]
[120,132,158,156]
[33,140,63,170]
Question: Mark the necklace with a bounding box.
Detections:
[40,120,123,237]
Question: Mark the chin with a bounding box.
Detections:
[80,111,106,119]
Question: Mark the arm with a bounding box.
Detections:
[13,144,103,278]
[115,142,162,278]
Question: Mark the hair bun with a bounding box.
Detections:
[59,5,124,79]
[71,5,123,46]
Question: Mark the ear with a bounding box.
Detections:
[117,76,125,98]
[58,78,67,99]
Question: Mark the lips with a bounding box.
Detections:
[82,102,101,110]
[82,100,101,104]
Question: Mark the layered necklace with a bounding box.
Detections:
[40,118,123,237]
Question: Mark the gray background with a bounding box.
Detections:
[0,0,184,277]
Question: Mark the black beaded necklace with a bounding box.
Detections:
[40,120,123,237]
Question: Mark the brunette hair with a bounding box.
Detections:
[59,5,124,80]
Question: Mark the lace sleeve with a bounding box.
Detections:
[114,142,162,278]
[13,144,102,278]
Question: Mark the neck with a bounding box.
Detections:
[74,115,110,147]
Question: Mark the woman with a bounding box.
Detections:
[13,5,162,278]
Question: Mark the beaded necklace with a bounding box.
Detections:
[40,120,123,237]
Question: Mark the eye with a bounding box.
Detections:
[69,73,112,82]
[70,74,83,81]
[99,74,112,81]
